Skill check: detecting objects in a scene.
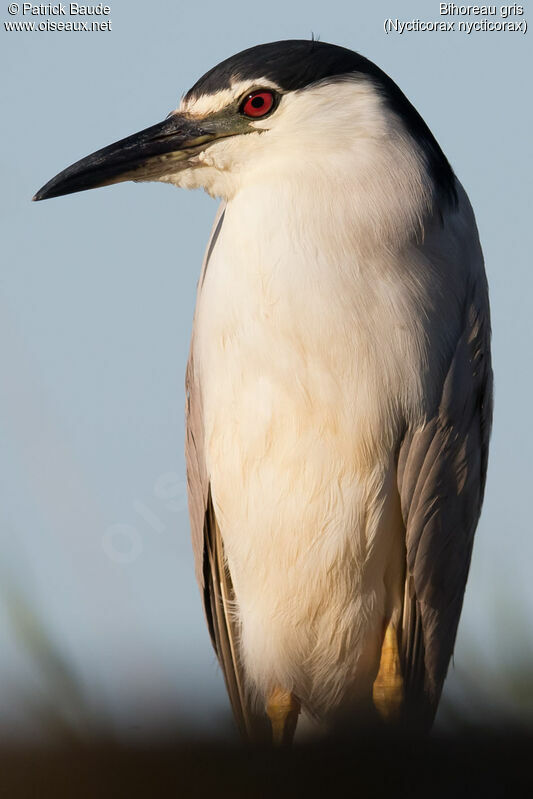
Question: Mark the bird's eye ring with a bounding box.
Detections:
[240,90,276,118]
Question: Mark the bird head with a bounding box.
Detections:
[34,40,456,217]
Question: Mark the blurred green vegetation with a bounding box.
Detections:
[1,574,532,796]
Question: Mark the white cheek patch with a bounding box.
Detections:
[179,77,281,117]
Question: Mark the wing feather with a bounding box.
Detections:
[397,274,493,726]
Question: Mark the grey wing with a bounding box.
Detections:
[185,206,268,741]
[397,272,493,727]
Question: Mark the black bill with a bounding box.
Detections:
[33,113,217,201]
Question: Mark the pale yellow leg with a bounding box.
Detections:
[372,620,404,721]
[266,686,300,746]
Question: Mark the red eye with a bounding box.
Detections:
[241,91,275,118]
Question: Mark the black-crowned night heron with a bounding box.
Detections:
[34,40,492,745]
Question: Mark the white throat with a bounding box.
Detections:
[171,80,433,250]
